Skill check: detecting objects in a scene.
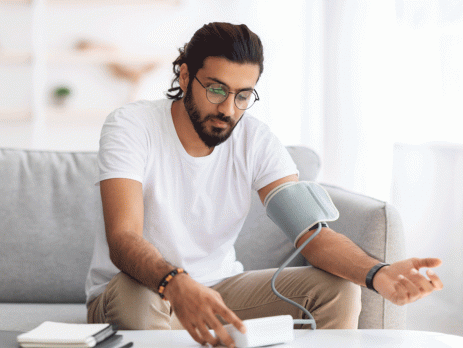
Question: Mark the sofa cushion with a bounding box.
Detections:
[0,149,104,303]
[0,303,87,332]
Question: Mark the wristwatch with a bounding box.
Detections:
[366,262,390,293]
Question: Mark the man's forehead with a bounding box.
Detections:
[198,56,260,89]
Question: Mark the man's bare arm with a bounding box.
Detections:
[100,178,244,348]
[296,228,443,305]
[296,227,379,286]
[100,178,174,288]
[258,176,443,306]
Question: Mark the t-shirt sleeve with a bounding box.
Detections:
[97,107,149,185]
[251,123,299,191]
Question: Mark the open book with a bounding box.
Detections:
[17,322,117,348]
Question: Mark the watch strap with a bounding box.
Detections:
[366,262,390,293]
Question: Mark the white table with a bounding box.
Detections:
[118,329,463,347]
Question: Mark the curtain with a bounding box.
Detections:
[392,142,463,334]
[321,1,397,199]
[317,0,463,335]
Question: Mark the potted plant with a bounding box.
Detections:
[52,86,72,107]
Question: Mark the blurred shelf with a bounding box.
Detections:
[0,0,31,4]
[46,106,110,126]
[0,108,31,122]
[0,49,170,66]
[0,107,112,126]
[0,0,181,5]
[0,51,32,64]
[47,50,168,66]
[0,107,111,125]
[46,0,180,5]
[1,0,177,136]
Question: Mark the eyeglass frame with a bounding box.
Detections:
[193,76,260,110]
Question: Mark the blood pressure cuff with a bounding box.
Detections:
[264,181,339,246]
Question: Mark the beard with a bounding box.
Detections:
[183,84,241,149]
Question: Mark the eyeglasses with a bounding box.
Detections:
[194,76,259,110]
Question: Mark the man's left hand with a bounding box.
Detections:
[373,258,443,305]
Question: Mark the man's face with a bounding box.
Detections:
[183,57,260,148]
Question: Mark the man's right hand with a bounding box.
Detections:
[163,273,246,348]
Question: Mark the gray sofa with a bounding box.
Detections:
[0,146,406,332]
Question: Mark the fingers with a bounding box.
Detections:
[177,300,240,348]
[182,320,208,346]
[396,275,421,304]
[408,258,443,293]
[210,304,246,347]
[208,316,235,348]
[427,269,444,290]
[409,258,443,292]
[392,268,443,306]
[169,279,240,347]
[408,268,435,293]
[196,320,220,347]
[217,305,246,334]
[184,317,224,348]
[377,257,443,306]
[414,257,442,269]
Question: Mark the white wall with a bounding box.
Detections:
[0,0,309,152]
[0,0,229,150]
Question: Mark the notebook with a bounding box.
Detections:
[17,322,116,348]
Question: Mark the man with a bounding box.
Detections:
[86,22,443,348]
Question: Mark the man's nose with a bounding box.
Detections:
[217,94,236,118]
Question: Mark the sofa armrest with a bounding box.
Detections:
[322,184,406,329]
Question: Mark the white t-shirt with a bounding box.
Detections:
[85,99,298,304]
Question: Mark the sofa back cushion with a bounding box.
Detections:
[0,146,319,304]
[0,149,104,303]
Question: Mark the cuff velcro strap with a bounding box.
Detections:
[158,268,187,300]
[366,263,389,293]
[308,222,328,231]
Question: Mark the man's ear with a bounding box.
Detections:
[179,63,189,93]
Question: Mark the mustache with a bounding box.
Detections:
[204,113,232,124]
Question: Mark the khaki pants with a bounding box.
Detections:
[87,267,361,330]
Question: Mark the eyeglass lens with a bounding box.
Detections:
[206,84,257,110]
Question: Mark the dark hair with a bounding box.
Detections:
[166,22,264,100]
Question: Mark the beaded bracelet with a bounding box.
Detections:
[158,268,188,300]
